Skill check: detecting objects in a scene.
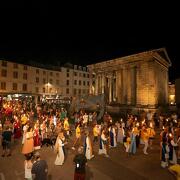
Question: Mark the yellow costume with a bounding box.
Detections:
[76,126,81,138]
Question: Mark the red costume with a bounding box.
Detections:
[13,120,21,139]
[33,127,41,149]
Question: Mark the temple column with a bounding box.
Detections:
[116,70,122,104]
[101,73,105,94]
[127,67,131,105]
[122,68,127,104]
[89,73,93,94]
[95,74,98,95]
[131,66,137,105]
[112,75,116,101]
[108,75,112,103]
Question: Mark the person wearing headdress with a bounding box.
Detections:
[54,132,66,166]
[84,131,94,160]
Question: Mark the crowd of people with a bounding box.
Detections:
[0,98,180,179]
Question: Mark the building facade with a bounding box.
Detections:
[175,78,180,107]
[0,60,90,101]
[88,48,171,109]
[168,82,175,105]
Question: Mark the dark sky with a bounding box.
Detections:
[0,4,179,81]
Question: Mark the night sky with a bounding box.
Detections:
[0,5,179,81]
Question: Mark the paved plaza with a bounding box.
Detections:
[0,128,176,180]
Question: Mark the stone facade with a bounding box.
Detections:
[88,48,171,109]
[175,78,180,107]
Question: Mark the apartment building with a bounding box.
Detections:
[0,60,91,101]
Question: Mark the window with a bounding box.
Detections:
[36,77,39,83]
[67,73,69,77]
[1,82,6,90]
[43,87,45,93]
[67,80,69,86]
[50,79,53,84]
[35,87,39,93]
[22,84,27,91]
[79,80,81,85]
[79,73,81,77]
[83,73,86,77]
[56,80,59,85]
[23,73,27,80]
[66,88,69,94]
[78,89,81,94]
[43,71,46,75]
[2,61,7,67]
[74,80,77,85]
[67,69,69,72]
[12,83,17,90]
[13,71,18,79]
[24,65,27,70]
[1,69,7,77]
[74,72,77,76]
[87,74,89,78]
[13,63,18,68]
[36,69,39,74]
[50,72,53,76]
[83,81,85,86]
[83,89,86,94]
[56,73,59,77]
[87,81,89,86]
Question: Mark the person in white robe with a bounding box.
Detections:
[98,129,109,157]
[54,132,66,166]
[84,131,94,160]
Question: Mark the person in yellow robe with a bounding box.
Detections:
[63,117,70,140]
[72,124,81,150]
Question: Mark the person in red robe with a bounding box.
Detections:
[13,116,21,139]
[33,123,41,150]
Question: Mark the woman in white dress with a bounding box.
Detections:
[84,131,94,160]
[54,132,66,166]
[98,129,109,157]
